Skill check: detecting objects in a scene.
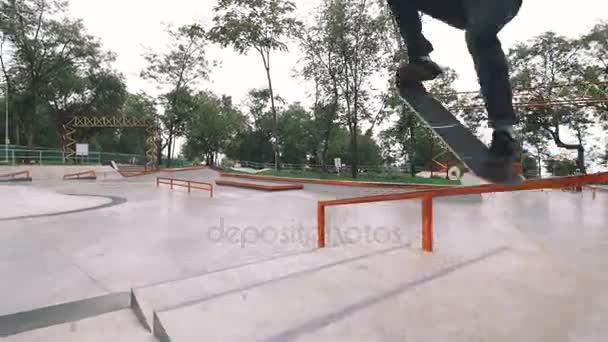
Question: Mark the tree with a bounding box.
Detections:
[299,0,345,170]
[603,140,608,167]
[326,127,382,168]
[210,0,301,169]
[45,54,127,140]
[182,91,244,165]
[520,150,540,178]
[141,23,210,166]
[579,22,608,127]
[545,158,578,177]
[509,32,590,174]
[278,103,315,164]
[329,0,392,178]
[1,0,107,147]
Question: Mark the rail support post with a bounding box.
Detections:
[188,181,191,193]
[170,179,173,190]
[422,196,433,252]
[317,203,326,248]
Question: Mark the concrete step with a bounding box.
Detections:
[131,244,410,338]
[0,292,156,341]
[150,244,592,342]
[3,309,157,342]
[150,245,455,342]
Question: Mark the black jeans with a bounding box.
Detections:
[388,0,522,128]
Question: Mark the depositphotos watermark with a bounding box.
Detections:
[207,218,409,248]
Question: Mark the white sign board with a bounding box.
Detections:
[76,143,89,156]
[334,158,341,170]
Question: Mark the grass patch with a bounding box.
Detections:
[225,169,460,185]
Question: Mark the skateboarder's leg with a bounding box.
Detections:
[387,0,433,60]
[464,0,522,158]
[388,0,444,80]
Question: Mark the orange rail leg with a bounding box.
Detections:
[317,203,326,248]
[422,196,433,252]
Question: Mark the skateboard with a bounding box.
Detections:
[398,79,523,185]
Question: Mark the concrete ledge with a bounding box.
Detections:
[220,172,453,189]
[215,179,303,191]
[0,292,131,337]
[153,312,172,342]
[64,176,97,181]
[0,177,32,183]
[161,166,210,173]
[130,290,151,332]
[63,170,97,181]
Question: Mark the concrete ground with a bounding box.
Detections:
[1,167,607,341]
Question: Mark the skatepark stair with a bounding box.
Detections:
[131,245,414,341]
[0,292,158,341]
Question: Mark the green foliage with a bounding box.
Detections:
[226,169,460,185]
[521,152,540,178]
[210,0,302,168]
[278,103,315,164]
[325,127,382,166]
[545,158,578,177]
[1,0,124,146]
[579,22,608,128]
[209,0,301,55]
[182,92,244,165]
[298,0,392,177]
[141,23,210,166]
[141,24,209,87]
[89,93,157,155]
[508,32,593,173]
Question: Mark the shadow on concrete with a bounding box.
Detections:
[0,194,127,222]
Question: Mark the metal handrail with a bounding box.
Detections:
[156,177,214,198]
[316,172,608,252]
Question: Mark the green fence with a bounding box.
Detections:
[0,145,145,166]
[0,145,193,167]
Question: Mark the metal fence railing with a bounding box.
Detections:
[0,145,146,166]
[0,145,195,167]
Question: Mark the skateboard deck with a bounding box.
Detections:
[398,81,523,185]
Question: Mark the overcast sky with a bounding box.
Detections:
[66,0,608,104]
[65,0,608,167]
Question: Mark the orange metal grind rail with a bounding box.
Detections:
[316,172,608,251]
[156,177,214,198]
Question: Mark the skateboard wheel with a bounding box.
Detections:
[448,166,462,181]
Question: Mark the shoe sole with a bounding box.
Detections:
[400,64,443,82]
